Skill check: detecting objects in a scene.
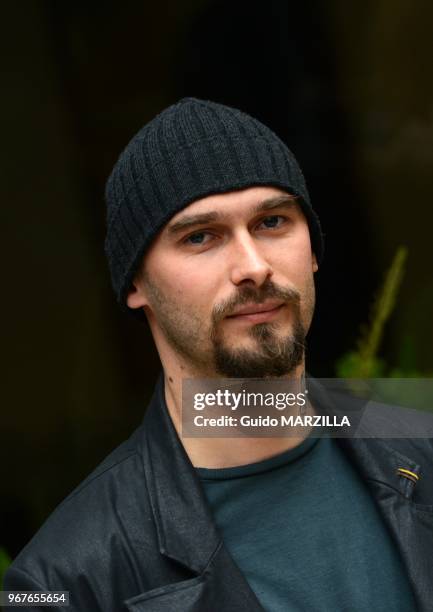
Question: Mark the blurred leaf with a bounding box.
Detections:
[335,352,386,378]
[336,246,409,378]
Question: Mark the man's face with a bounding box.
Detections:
[128,186,318,378]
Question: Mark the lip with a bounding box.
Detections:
[226,301,285,323]
[228,301,285,316]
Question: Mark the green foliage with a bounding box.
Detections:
[334,247,433,410]
[336,352,386,378]
[0,546,11,590]
[336,246,411,378]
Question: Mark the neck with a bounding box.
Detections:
[162,356,313,469]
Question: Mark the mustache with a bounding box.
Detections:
[211,280,301,325]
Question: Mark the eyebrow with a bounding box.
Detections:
[167,195,298,235]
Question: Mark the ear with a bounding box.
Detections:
[126,278,149,310]
[312,252,318,273]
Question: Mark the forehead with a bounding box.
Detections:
[164,186,301,233]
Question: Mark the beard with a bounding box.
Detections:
[142,275,313,379]
[212,313,305,378]
[211,280,307,378]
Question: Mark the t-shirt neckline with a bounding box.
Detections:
[195,433,320,481]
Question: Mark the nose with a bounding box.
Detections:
[229,231,273,287]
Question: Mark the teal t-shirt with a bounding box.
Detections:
[196,436,416,612]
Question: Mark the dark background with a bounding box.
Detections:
[1,0,432,557]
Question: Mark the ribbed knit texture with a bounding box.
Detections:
[105,97,324,316]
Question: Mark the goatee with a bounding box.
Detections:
[211,280,307,378]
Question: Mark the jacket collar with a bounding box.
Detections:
[338,434,433,611]
[140,374,221,574]
[309,377,433,611]
[307,377,422,497]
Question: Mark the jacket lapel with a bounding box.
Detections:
[338,435,433,612]
[124,541,264,611]
[126,375,264,611]
[309,375,433,612]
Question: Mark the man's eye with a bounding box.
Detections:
[258,215,286,229]
[184,231,210,245]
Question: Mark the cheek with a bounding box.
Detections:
[280,230,314,275]
[150,257,218,308]
[273,249,313,283]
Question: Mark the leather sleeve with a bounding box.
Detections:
[3,566,62,611]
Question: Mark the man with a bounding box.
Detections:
[5,98,433,611]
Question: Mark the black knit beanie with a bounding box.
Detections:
[105,97,324,316]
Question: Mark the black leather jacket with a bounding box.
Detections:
[5,376,433,611]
